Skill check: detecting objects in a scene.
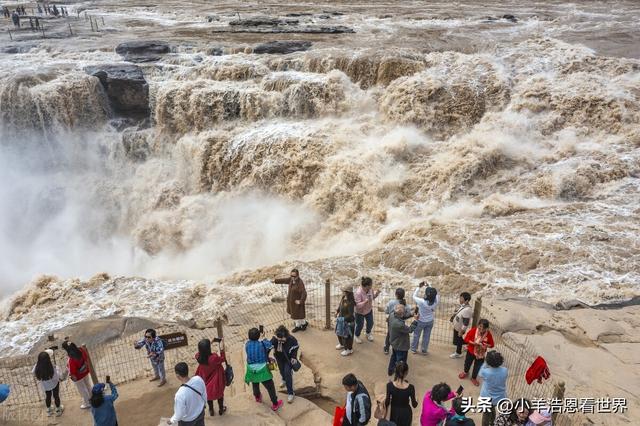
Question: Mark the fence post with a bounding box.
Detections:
[82,344,98,385]
[68,23,73,35]
[472,296,482,328]
[215,319,224,340]
[324,279,331,330]
[552,381,565,423]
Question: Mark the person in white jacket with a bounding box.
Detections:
[411,282,439,354]
[33,349,65,417]
[167,362,207,426]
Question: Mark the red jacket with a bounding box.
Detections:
[463,327,494,358]
[68,347,90,381]
[195,351,226,400]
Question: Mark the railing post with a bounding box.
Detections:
[472,296,482,328]
[215,319,224,340]
[324,279,331,330]
[552,381,565,423]
[82,344,98,385]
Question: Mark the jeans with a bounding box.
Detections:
[338,321,355,350]
[45,383,61,408]
[151,358,166,381]
[252,379,278,405]
[411,320,434,353]
[464,351,484,379]
[354,311,374,337]
[387,348,408,376]
[276,358,294,395]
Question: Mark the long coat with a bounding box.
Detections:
[275,277,307,320]
[195,351,226,400]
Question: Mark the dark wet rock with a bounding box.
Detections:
[84,64,149,118]
[323,11,344,16]
[502,14,518,22]
[253,40,312,54]
[115,40,170,63]
[318,14,331,19]
[286,13,312,17]
[2,45,34,54]
[207,46,224,56]
[229,17,293,26]
[206,15,219,22]
[213,25,354,34]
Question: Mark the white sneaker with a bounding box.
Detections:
[355,336,362,344]
[449,352,462,359]
[80,404,90,409]
[340,349,353,356]
[336,344,344,350]
[287,394,295,403]
[55,405,64,416]
[367,334,374,342]
[46,407,54,417]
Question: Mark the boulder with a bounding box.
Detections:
[84,64,150,117]
[115,40,170,63]
[502,14,518,22]
[229,17,287,26]
[253,40,312,54]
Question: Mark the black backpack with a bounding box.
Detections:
[224,363,234,386]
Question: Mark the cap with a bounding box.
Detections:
[341,283,354,293]
[0,384,10,403]
[528,409,552,424]
[92,383,106,395]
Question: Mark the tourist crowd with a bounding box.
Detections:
[18,268,554,426]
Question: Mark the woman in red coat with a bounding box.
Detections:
[195,338,227,416]
[458,318,494,386]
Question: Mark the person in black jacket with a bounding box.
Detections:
[342,373,371,426]
[270,325,300,404]
[445,397,475,426]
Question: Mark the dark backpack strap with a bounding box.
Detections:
[180,383,203,398]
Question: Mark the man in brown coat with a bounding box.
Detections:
[274,268,308,332]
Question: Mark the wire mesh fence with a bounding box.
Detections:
[0,281,587,424]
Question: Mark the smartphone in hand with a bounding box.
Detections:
[106,375,111,383]
[213,337,222,343]
[259,325,264,334]
[456,385,464,395]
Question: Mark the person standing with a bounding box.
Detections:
[459,319,495,386]
[478,350,508,426]
[195,339,227,417]
[450,292,473,358]
[33,350,65,417]
[270,325,300,403]
[384,288,412,355]
[274,268,308,332]
[134,328,166,387]
[385,363,418,426]
[420,383,456,426]
[354,277,380,344]
[342,373,371,426]
[11,10,20,27]
[62,341,92,409]
[90,379,118,426]
[388,304,419,376]
[411,282,439,355]
[335,284,356,356]
[167,362,207,426]
[244,328,284,411]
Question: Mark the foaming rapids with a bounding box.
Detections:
[1,32,639,355]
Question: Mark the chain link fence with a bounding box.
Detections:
[0,280,587,424]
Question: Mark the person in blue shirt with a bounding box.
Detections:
[134,328,166,386]
[90,380,119,426]
[0,384,9,403]
[244,327,283,411]
[478,350,508,426]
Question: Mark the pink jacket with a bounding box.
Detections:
[420,390,456,426]
[354,287,374,315]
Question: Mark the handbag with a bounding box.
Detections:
[224,363,234,386]
[262,341,277,371]
[332,406,346,426]
[373,394,387,420]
